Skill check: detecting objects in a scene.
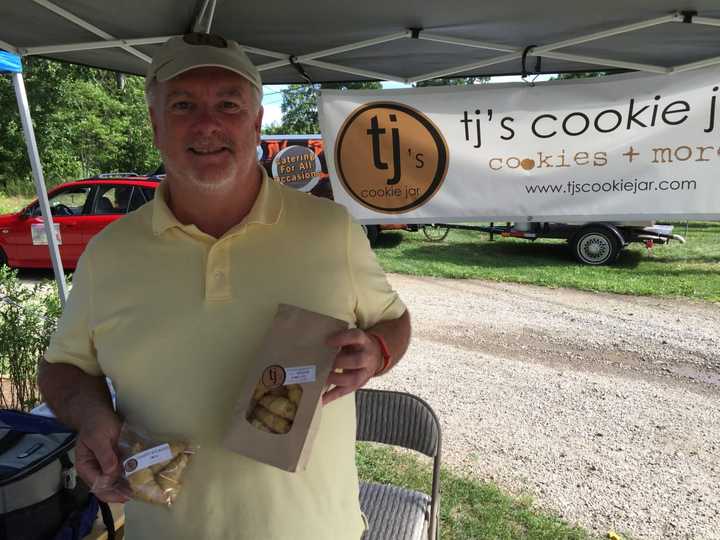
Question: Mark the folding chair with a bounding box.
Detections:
[356,389,441,540]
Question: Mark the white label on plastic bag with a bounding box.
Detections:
[123,444,172,476]
[285,366,316,384]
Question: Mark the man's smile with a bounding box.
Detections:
[188,146,231,156]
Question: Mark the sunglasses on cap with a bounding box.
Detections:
[182,32,228,48]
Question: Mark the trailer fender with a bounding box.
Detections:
[595,223,626,247]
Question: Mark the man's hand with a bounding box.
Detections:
[38,361,131,502]
[323,329,383,405]
[76,408,131,503]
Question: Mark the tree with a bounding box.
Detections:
[261,122,287,135]
[280,85,319,134]
[414,76,488,87]
[0,58,158,195]
[553,71,614,80]
[278,81,382,134]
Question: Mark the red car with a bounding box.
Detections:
[0,174,159,269]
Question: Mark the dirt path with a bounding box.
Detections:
[368,274,720,540]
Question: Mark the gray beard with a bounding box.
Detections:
[161,152,237,194]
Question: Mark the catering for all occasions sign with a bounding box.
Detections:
[318,67,720,223]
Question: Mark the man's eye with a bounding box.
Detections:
[222,101,240,110]
[171,101,192,111]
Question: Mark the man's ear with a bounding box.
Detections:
[254,106,264,144]
[149,107,160,148]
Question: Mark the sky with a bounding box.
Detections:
[260,76,554,128]
[261,85,287,127]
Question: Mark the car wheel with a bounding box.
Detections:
[570,227,621,265]
[422,224,450,242]
[361,225,380,246]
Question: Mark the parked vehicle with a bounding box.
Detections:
[0,173,160,269]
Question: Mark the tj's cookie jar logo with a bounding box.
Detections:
[335,102,448,213]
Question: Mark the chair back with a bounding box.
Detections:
[355,389,440,459]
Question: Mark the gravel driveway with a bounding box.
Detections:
[369,274,720,540]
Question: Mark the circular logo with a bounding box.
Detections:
[335,102,448,213]
[124,458,138,474]
[271,145,322,192]
[261,365,286,388]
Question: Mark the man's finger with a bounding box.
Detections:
[92,440,121,476]
[322,385,354,405]
[75,450,103,486]
[92,476,133,503]
[326,329,367,348]
[331,351,369,371]
[326,368,369,389]
[95,488,132,504]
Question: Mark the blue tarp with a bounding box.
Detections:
[0,51,22,74]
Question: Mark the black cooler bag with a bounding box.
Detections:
[0,410,113,540]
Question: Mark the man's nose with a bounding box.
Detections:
[191,105,222,134]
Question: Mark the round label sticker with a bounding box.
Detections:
[271,145,322,192]
[335,102,448,213]
[261,365,286,388]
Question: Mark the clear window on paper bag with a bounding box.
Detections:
[246,365,303,435]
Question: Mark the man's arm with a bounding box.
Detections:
[323,309,411,405]
[38,359,114,430]
[38,360,130,502]
[364,308,411,374]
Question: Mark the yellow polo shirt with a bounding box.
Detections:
[45,169,406,540]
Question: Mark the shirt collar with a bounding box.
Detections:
[152,167,283,237]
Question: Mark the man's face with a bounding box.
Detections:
[149,67,263,193]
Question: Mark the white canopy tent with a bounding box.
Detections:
[1,0,720,301]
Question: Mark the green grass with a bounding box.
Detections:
[374,223,720,302]
[0,195,32,215]
[357,442,592,540]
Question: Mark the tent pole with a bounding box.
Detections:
[258,31,410,73]
[193,0,217,33]
[11,72,69,306]
[24,36,175,56]
[31,0,150,63]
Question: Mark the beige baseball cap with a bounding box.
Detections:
[145,33,262,93]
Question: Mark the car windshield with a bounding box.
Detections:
[29,186,92,216]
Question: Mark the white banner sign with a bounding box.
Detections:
[319,68,720,224]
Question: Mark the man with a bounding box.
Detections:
[38,33,411,539]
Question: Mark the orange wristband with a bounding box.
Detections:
[368,332,391,375]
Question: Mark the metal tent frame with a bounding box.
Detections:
[5,6,720,82]
[2,1,720,298]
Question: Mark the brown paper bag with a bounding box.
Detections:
[224,304,348,472]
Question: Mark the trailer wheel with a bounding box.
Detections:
[422,224,450,242]
[362,225,380,246]
[570,227,621,265]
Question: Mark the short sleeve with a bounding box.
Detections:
[45,250,103,376]
[346,215,407,329]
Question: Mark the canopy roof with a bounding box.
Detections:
[2,1,720,84]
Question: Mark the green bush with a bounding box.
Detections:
[0,266,62,410]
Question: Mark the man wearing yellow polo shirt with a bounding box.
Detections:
[38,33,410,540]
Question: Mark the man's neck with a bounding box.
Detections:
[165,167,263,239]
